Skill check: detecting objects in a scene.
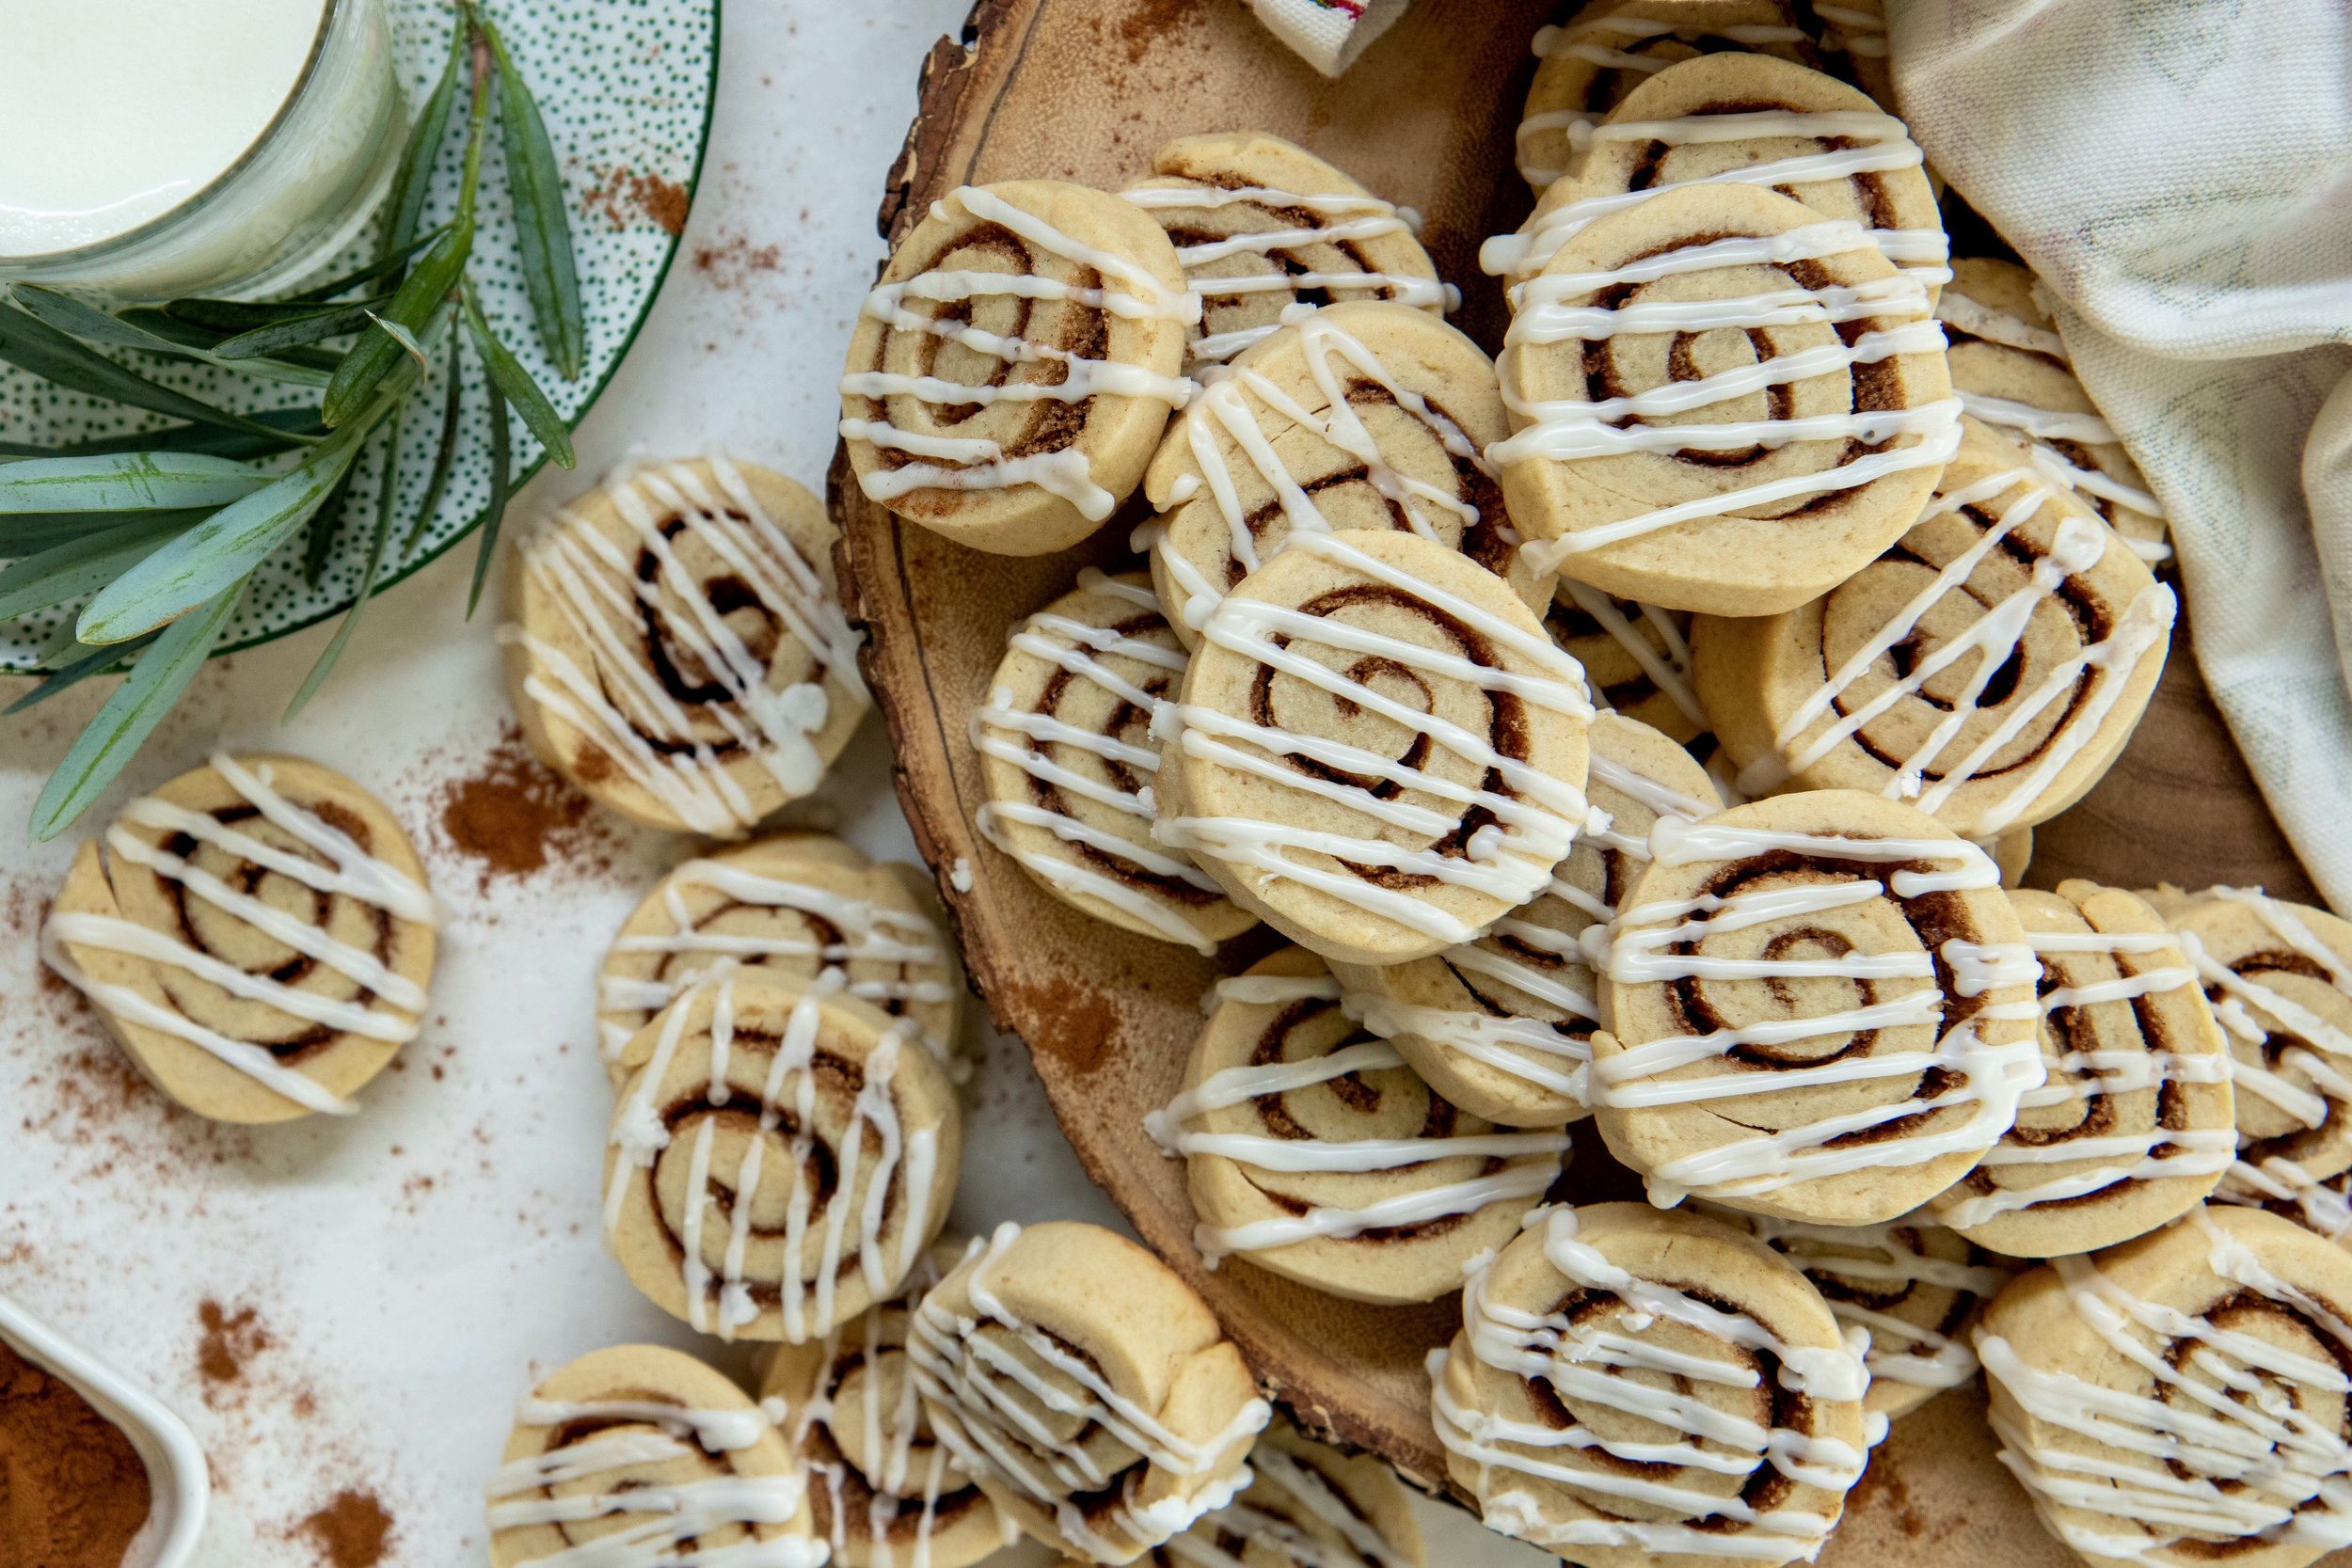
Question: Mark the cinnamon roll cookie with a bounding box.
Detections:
[908,1221,1271,1562]
[598,833,966,1085]
[1121,133,1450,372]
[1149,947,1570,1305]
[2162,888,2352,1209]
[1939,257,2170,562]
[973,569,1255,955]
[605,972,961,1343]
[1138,301,1538,642]
[1330,712,1721,1127]
[757,1241,1019,1568]
[1708,1206,2014,1421]
[1431,1203,1874,1567]
[1491,182,1960,614]
[1930,881,2231,1257]
[1155,528,1594,966]
[1486,52,1943,293]
[841,181,1196,555]
[44,752,437,1123]
[1591,790,2042,1226]
[502,456,866,836]
[1545,579,1711,750]
[1695,425,2176,837]
[1979,1207,2352,1568]
[1102,1415,1424,1568]
[487,1344,818,1568]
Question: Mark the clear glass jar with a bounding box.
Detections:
[0,0,404,302]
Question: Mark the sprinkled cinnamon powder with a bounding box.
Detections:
[582,166,691,235]
[196,1300,271,1396]
[295,1489,396,1568]
[435,726,597,892]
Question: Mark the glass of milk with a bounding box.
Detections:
[0,0,405,302]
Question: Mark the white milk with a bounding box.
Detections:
[0,0,401,299]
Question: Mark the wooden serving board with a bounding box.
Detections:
[834,0,2318,1560]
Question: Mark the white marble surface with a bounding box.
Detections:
[0,3,1548,1565]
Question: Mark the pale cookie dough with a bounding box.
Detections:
[1930,880,2231,1256]
[1979,1207,2352,1568]
[604,972,961,1345]
[1694,421,2174,838]
[1155,528,1593,967]
[1431,1203,1873,1568]
[501,455,866,836]
[972,568,1256,954]
[1591,790,2040,1226]
[486,1343,817,1568]
[1150,947,1570,1304]
[908,1221,1270,1562]
[840,181,1195,555]
[1122,133,1449,372]
[1491,180,1959,614]
[1331,712,1721,1127]
[45,751,437,1124]
[1139,301,1539,643]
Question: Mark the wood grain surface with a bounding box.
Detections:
[833,1,2319,1560]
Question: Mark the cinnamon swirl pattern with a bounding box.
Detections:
[1155,528,1594,966]
[973,569,1254,955]
[1491,183,1961,614]
[1708,1205,2015,1421]
[1939,257,2171,564]
[487,1344,820,1568]
[2166,888,2352,1201]
[604,972,961,1344]
[1979,1207,2352,1568]
[1485,53,1944,293]
[840,180,1196,555]
[1115,1416,1425,1568]
[1331,712,1721,1128]
[1137,301,1535,643]
[1695,428,2176,838]
[1930,881,2232,1257]
[909,1222,1271,1562]
[757,1242,1019,1568]
[599,833,966,1085]
[1431,1203,1875,1568]
[45,752,438,1123]
[1591,791,2042,1226]
[1150,947,1571,1305]
[501,456,866,836]
[1121,133,1451,372]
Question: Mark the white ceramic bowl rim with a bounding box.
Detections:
[0,1291,209,1568]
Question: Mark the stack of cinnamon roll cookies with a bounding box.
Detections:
[819,3,2352,1565]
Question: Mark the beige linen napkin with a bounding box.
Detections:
[1890,0,2352,909]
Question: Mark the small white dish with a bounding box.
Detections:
[0,1291,209,1568]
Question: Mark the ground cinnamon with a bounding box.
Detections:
[0,1338,151,1568]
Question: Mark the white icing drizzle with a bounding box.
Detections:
[1146,1014,1570,1262]
[489,1388,821,1568]
[504,454,866,837]
[843,185,1199,521]
[1936,923,2225,1227]
[1517,16,1813,186]
[40,751,438,1118]
[972,570,1232,956]
[907,1225,1271,1562]
[1153,529,1594,948]
[1731,1212,2010,1395]
[1979,1209,2352,1564]
[1122,182,1454,367]
[1735,465,2177,833]
[1552,579,1708,736]
[1594,821,2044,1204]
[1144,305,1499,635]
[2218,1156,2352,1243]
[1430,1205,1876,1558]
[1491,219,1963,574]
[604,969,936,1343]
[1159,1441,1418,1568]
[600,857,955,1066]
[1481,108,1948,285]
[2180,887,2352,1134]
